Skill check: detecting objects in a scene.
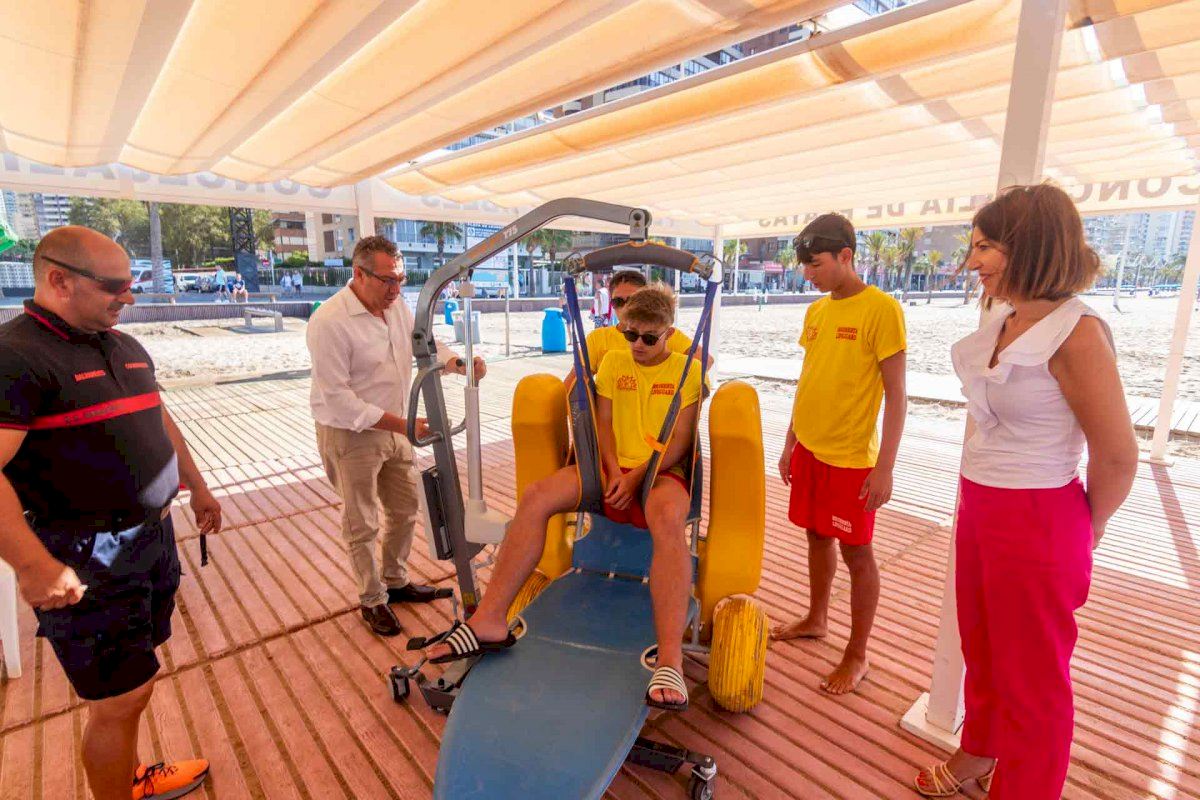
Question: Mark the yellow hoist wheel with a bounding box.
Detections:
[707,596,769,713]
[507,571,551,623]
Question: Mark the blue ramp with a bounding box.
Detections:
[433,571,657,800]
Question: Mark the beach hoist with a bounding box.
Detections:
[391,200,769,800]
[559,244,719,523]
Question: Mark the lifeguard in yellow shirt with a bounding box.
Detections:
[771,214,908,697]
[565,270,702,394]
[424,283,703,713]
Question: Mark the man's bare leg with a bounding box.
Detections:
[644,479,692,706]
[771,530,837,641]
[82,679,155,800]
[822,541,878,695]
[426,467,579,660]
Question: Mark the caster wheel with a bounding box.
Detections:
[688,773,715,800]
[389,671,409,703]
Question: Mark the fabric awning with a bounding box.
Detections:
[386,0,1200,236]
[0,0,844,188]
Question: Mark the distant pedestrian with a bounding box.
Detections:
[213,266,229,302]
[592,278,612,328]
[231,274,248,303]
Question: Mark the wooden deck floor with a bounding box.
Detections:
[1,356,1198,799]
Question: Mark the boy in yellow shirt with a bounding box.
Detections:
[424,283,703,711]
[771,214,908,696]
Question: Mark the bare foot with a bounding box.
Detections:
[770,615,827,641]
[821,654,870,695]
[425,617,509,661]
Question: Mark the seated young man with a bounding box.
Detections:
[423,283,704,711]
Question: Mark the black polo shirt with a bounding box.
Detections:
[0,301,179,524]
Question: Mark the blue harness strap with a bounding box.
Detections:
[638,278,718,512]
[563,277,606,513]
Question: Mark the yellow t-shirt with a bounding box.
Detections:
[791,286,906,469]
[585,325,693,375]
[595,350,704,469]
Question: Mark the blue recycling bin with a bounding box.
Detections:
[541,308,567,353]
[443,300,458,325]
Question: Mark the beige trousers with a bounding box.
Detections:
[316,423,420,608]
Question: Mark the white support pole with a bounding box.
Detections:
[901,0,1069,752]
[672,236,682,293]
[994,1,1067,191]
[711,226,724,381]
[510,246,521,300]
[1149,208,1200,463]
[354,180,376,238]
[732,238,741,295]
[304,211,321,262]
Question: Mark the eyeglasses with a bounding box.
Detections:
[622,328,665,346]
[611,296,630,309]
[39,255,133,295]
[361,268,407,288]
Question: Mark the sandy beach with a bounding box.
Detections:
[126,293,1200,403]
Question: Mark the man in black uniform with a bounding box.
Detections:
[0,227,220,800]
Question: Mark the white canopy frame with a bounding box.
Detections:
[3,1,1200,753]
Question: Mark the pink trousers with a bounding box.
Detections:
[956,477,1093,799]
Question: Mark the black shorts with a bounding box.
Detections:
[33,516,181,701]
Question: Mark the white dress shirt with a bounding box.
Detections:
[307,283,456,432]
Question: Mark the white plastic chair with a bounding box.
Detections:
[0,559,20,678]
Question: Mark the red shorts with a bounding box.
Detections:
[788,443,875,545]
[604,467,689,529]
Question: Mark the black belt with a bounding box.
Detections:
[27,505,170,534]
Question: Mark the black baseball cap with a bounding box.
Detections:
[794,214,856,262]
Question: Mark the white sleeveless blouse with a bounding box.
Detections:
[951,297,1112,490]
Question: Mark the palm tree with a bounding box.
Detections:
[542,229,573,269]
[537,229,573,295]
[520,229,549,296]
[419,220,465,268]
[1130,252,1146,294]
[881,244,900,293]
[864,231,888,287]
[723,239,748,292]
[777,245,798,292]
[923,249,943,304]
[896,227,924,303]
[522,229,547,267]
[954,228,974,305]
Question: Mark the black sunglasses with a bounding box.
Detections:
[611,296,629,309]
[793,233,853,252]
[40,255,133,295]
[361,267,407,288]
[622,328,665,346]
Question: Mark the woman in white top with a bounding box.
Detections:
[915,185,1137,798]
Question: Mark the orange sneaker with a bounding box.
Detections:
[132,760,210,800]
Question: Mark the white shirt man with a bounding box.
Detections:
[307,235,485,636]
[593,283,612,327]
